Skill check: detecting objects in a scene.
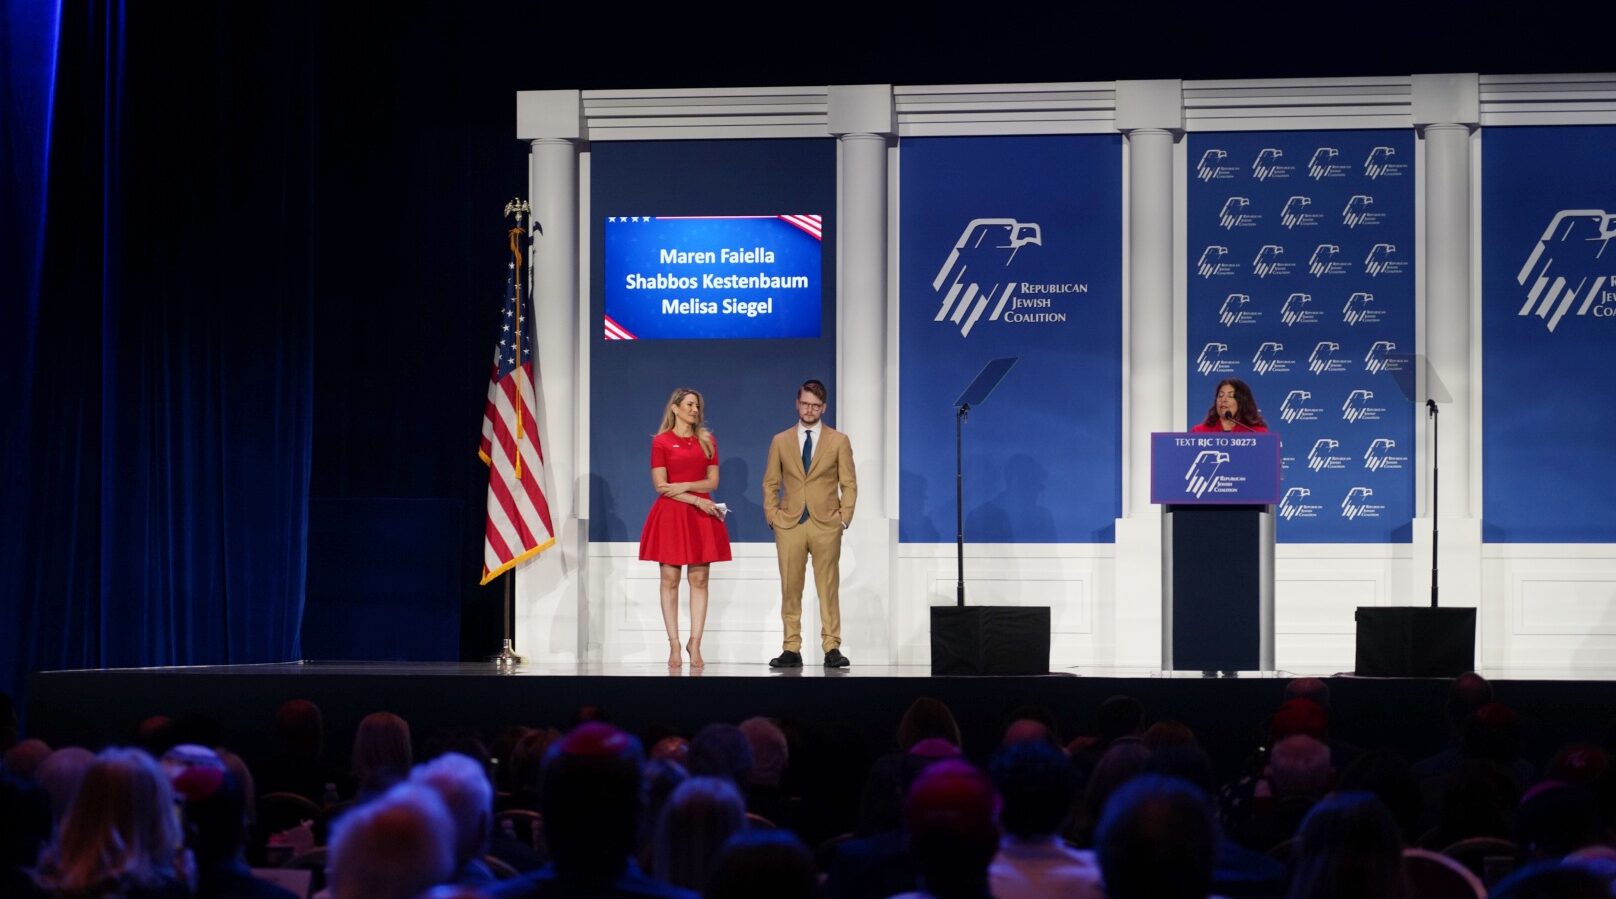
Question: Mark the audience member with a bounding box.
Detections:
[135,715,178,757]
[411,752,498,886]
[5,739,52,779]
[328,782,455,899]
[1068,738,1151,846]
[987,738,1101,899]
[686,724,754,787]
[824,739,962,899]
[1489,861,1610,899]
[1336,749,1422,845]
[639,758,690,872]
[1000,703,1062,748]
[32,747,192,899]
[892,759,1001,899]
[653,776,748,893]
[739,717,790,824]
[351,711,413,801]
[1423,757,1519,847]
[490,722,694,898]
[34,747,94,828]
[1145,746,1287,899]
[1095,775,1217,899]
[175,752,296,899]
[1232,734,1331,852]
[504,728,560,812]
[704,829,819,899]
[649,735,690,766]
[1142,720,1198,751]
[896,698,962,751]
[489,725,536,794]
[255,699,344,804]
[2,769,52,897]
[1000,718,1056,747]
[1285,791,1406,899]
[1515,782,1605,862]
[1283,677,1331,710]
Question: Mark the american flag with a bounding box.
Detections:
[479,222,556,584]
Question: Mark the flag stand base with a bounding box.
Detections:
[488,639,524,668]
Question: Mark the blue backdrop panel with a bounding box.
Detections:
[899,136,1123,544]
[1186,131,1416,543]
[1482,126,1616,543]
[590,140,837,544]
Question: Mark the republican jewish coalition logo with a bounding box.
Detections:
[1342,292,1383,326]
[1308,439,1350,471]
[1281,197,1321,229]
[1343,195,1383,229]
[1309,148,1348,180]
[1219,293,1259,326]
[1279,487,1323,519]
[1364,147,1406,180]
[1253,245,1293,278]
[1364,438,1408,472]
[1309,244,1349,277]
[1516,209,1616,333]
[1308,341,1350,374]
[1252,341,1294,375]
[1197,149,1238,182]
[1341,486,1385,519]
[1341,390,1385,423]
[1196,342,1238,375]
[1364,340,1403,374]
[1364,243,1407,277]
[931,218,1044,337]
[1281,293,1322,326]
[1198,246,1237,278]
[1185,450,1229,498]
[1220,197,1259,229]
[1280,390,1322,423]
[1253,149,1292,181]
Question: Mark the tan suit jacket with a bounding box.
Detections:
[762,425,857,530]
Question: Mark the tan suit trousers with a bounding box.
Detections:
[774,516,842,653]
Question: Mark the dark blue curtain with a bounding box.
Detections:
[1,1,314,701]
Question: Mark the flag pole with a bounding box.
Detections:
[490,197,532,669]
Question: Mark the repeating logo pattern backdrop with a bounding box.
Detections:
[1482,126,1616,543]
[1187,131,1416,542]
[899,136,1123,543]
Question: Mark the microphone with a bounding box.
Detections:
[1222,409,1248,432]
[1222,410,1234,421]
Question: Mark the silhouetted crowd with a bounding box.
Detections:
[3,673,1615,899]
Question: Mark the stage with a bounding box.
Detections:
[26,661,1616,783]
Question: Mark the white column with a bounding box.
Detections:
[514,91,585,662]
[1413,74,1482,622]
[830,85,896,664]
[1113,81,1184,668]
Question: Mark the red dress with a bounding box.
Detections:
[1192,420,1269,433]
[638,431,732,565]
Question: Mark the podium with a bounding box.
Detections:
[1151,433,1282,672]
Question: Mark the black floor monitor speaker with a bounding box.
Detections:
[930,606,1050,676]
[1354,607,1476,677]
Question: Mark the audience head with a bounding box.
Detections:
[1095,775,1217,899]
[352,711,413,795]
[410,752,495,865]
[1002,703,1061,746]
[1337,749,1422,841]
[641,756,689,853]
[40,747,186,892]
[897,697,963,751]
[1490,861,1610,899]
[990,737,1079,839]
[1269,735,1333,800]
[1517,783,1603,861]
[905,760,1001,893]
[687,723,754,786]
[328,782,455,899]
[1096,695,1146,745]
[4,739,51,779]
[1548,742,1609,788]
[488,725,534,792]
[1001,718,1056,748]
[0,769,51,871]
[652,775,747,891]
[1463,702,1523,764]
[1144,745,1218,798]
[135,715,176,755]
[1286,791,1406,899]
[507,727,560,799]
[1284,676,1332,710]
[176,766,250,865]
[1142,720,1198,751]
[1271,698,1329,741]
[35,746,95,826]
[542,722,645,875]
[1076,738,1152,842]
[705,828,819,899]
[739,717,789,788]
[274,699,324,757]
[649,734,690,766]
[1446,672,1493,733]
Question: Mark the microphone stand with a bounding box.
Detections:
[1428,398,1439,608]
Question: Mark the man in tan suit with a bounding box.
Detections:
[762,379,858,668]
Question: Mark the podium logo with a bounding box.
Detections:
[1185,450,1230,499]
[1198,245,1238,278]
[1197,149,1238,182]
[932,218,1044,337]
[1252,341,1295,375]
[1341,389,1385,423]
[1310,244,1350,277]
[1253,245,1294,278]
[1516,209,1616,333]
[1308,439,1350,471]
[1308,341,1350,374]
[1364,438,1408,472]
[1364,146,1407,180]
[1343,195,1384,229]
[1280,487,1323,519]
[1341,486,1385,520]
[1365,340,1404,374]
[1281,292,1322,326]
[1219,293,1259,326]
[1308,147,1348,180]
[1365,243,1407,277]
[1219,197,1260,229]
[1342,292,1383,326]
[1281,196,1322,229]
[1196,342,1238,375]
[1280,389,1322,423]
[1253,148,1292,181]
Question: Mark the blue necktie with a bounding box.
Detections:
[799,430,813,523]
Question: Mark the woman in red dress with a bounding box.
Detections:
[1193,378,1269,433]
[639,387,731,669]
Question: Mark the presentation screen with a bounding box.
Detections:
[603,215,823,340]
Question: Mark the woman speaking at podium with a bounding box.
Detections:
[1193,378,1268,433]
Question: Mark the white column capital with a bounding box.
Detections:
[517,90,584,141]
[1412,73,1480,130]
[1115,80,1185,136]
[829,84,895,137]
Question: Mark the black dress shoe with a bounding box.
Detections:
[824,648,850,668]
[769,650,803,668]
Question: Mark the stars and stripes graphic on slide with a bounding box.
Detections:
[603,314,638,341]
[479,222,556,584]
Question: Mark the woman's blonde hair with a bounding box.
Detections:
[351,711,413,795]
[657,387,714,459]
[38,747,185,891]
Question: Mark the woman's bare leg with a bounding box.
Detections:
[686,564,710,669]
[659,564,683,667]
